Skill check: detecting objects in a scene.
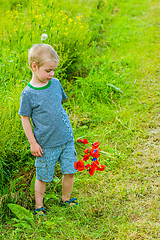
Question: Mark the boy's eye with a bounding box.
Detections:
[45,70,55,73]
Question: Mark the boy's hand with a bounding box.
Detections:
[30,142,44,157]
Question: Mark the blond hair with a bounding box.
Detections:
[28,44,60,69]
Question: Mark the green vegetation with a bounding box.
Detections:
[0,0,160,239]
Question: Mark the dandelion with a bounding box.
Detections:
[41,33,48,41]
[68,18,73,23]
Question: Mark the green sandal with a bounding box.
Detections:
[33,207,46,216]
[60,198,78,207]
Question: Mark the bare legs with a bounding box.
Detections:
[35,179,46,209]
[62,174,74,202]
[34,174,75,208]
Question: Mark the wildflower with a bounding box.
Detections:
[85,164,91,170]
[92,158,97,161]
[89,163,97,176]
[74,160,84,171]
[84,148,89,154]
[97,165,106,171]
[89,167,95,176]
[94,160,99,166]
[68,18,73,23]
[89,148,100,158]
[41,33,48,41]
[75,139,105,176]
[83,154,90,161]
[77,139,89,144]
[92,142,100,149]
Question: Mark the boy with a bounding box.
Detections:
[19,44,77,215]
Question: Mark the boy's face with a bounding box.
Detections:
[32,60,58,83]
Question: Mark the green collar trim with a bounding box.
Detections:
[28,80,51,90]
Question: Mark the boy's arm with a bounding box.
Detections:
[21,115,43,157]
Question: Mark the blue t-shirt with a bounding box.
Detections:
[18,78,74,148]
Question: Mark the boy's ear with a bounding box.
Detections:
[31,62,37,71]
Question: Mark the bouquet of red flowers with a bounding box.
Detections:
[74,139,106,176]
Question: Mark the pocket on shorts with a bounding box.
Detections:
[35,161,46,168]
[35,160,48,181]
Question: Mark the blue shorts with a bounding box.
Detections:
[35,141,77,182]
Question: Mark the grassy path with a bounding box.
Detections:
[68,1,160,238]
[107,1,160,238]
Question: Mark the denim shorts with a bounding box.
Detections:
[35,141,77,182]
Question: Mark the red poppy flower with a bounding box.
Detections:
[74,160,84,171]
[85,163,91,170]
[83,154,90,161]
[77,139,89,144]
[84,148,89,154]
[97,165,106,171]
[92,142,100,149]
[92,161,99,169]
[94,160,99,166]
[76,139,104,176]
[89,149,100,158]
[89,163,97,176]
[89,168,95,176]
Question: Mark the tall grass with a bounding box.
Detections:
[0,0,127,195]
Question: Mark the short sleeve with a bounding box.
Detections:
[18,91,32,116]
[59,83,68,101]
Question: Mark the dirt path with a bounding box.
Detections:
[129,118,160,238]
[113,2,160,238]
[125,3,160,237]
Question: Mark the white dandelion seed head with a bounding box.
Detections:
[41,33,48,41]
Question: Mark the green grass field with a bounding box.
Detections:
[0,0,160,239]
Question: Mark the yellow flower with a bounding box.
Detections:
[68,18,73,23]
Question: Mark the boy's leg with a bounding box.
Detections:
[62,174,74,202]
[35,178,46,208]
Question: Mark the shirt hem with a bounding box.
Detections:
[41,139,74,149]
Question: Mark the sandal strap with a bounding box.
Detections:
[60,200,69,206]
[69,198,77,203]
[60,198,78,206]
[33,207,46,215]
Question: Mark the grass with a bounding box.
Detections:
[0,0,160,239]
